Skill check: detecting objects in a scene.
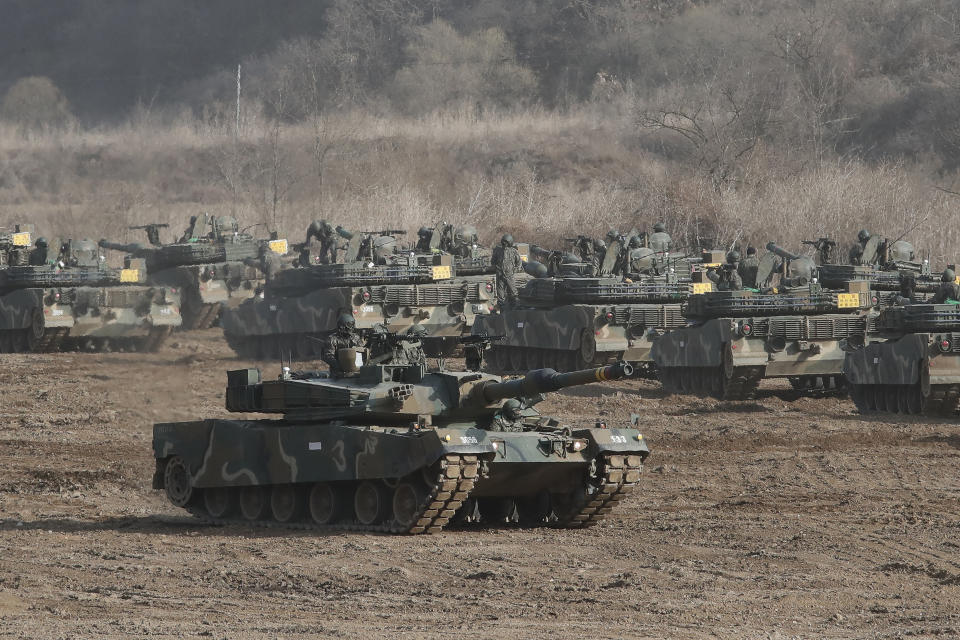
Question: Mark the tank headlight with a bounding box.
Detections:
[444,434,452,442]
[939,337,952,353]
[485,283,493,293]
[570,440,587,452]
[871,296,879,306]
[636,434,643,441]
[362,290,371,302]
[605,311,614,320]
[739,321,752,336]
[491,442,499,450]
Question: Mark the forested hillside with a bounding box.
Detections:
[2,0,959,258]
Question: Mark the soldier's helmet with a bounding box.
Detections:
[726,250,740,264]
[746,246,756,256]
[35,237,47,247]
[501,233,514,247]
[606,229,618,241]
[857,229,871,243]
[595,239,607,251]
[337,313,356,332]
[406,325,428,338]
[502,398,522,419]
[653,222,666,233]
[321,221,334,235]
[943,268,956,283]
[418,226,430,237]
[628,235,642,248]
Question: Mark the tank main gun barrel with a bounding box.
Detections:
[98,239,149,255]
[765,242,801,262]
[477,362,634,404]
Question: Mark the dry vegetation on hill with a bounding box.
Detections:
[1,1,959,260]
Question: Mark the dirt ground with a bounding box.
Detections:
[1,329,958,639]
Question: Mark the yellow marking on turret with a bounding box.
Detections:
[691,282,713,294]
[431,265,452,280]
[120,269,140,283]
[837,293,859,309]
[268,239,288,254]
[11,232,30,246]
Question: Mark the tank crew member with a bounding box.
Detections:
[707,251,744,291]
[322,313,365,376]
[28,237,49,266]
[415,227,433,253]
[245,244,283,282]
[848,229,870,265]
[369,324,428,366]
[178,215,199,243]
[489,399,525,432]
[306,219,338,264]
[738,246,759,288]
[930,268,960,304]
[649,222,672,253]
[491,233,523,310]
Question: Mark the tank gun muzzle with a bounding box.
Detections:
[765,242,801,262]
[476,362,634,405]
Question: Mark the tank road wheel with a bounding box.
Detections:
[354,481,390,526]
[270,484,305,523]
[509,347,525,373]
[392,482,428,529]
[578,331,597,369]
[239,486,269,521]
[308,483,343,525]
[163,457,194,507]
[906,385,924,414]
[25,309,46,352]
[203,487,235,519]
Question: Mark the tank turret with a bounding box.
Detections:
[225,361,634,424]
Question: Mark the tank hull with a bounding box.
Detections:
[474,303,683,376]
[0,285,181,353]
[652,314,865,399]
[844,332,960,416]
[220,275,497,359]
[153,418,648,533]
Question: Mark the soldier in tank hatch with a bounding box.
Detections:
[707,251,744,291]
[930,268,960,304]
[491,233,523,310]
[649,222,671,253]
[321,313,365,376]
[738,246,759,288]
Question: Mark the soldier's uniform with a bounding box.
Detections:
[28,238,48,266]
[489,400,524,432]
[492,234,523,309]
[649,222,672,253]
[930,270,960,304]
[707,251,744,291]
[738,248,759,288]
[306,220,338,264]
[322,315,365,376]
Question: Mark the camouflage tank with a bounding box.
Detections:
[0,235,181,352]
[844,304,960,416]
[652,243,875,399]
[153,360,648,533]
[221,232,496,359]
[472,243,714,376]
[99,215,287,330]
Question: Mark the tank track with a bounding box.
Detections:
[850,383,960,417]
[60,326,174,353]
[183,454,480,534]
[659,365,763,400]
[554,453,644,528]
[181,302,222,331]
[0,327,69,353]
[173,452,643,534]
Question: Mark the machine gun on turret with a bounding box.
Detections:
[802,237,838,266]
[129,223,170,247]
